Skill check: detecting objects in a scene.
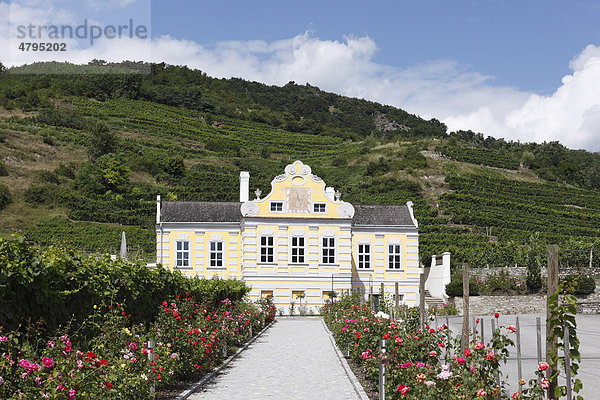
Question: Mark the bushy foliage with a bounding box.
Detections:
[162,155,185,177]
[484,269,525,295]
[86,121,117,159]
[38,169,61,184]
[560,274,596,295]
[445,273,482,297]
[0,184,12,212]
[0,160,8,176]
[0,236,250,333]
[75,155,130,194]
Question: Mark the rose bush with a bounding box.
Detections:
[323,293,550,399]
[0,294,275,399]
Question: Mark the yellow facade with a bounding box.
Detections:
[156,160,421,312]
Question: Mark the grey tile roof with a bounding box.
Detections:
[161,201,242,223]
[352,204,415,226]
[160,201,415,226]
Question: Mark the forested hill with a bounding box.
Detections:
[0,60,599,269]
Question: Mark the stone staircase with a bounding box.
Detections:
[424,289,445,308]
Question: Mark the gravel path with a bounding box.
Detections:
[188,318,367,400]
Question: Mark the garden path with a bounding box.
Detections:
[187,317,368,400]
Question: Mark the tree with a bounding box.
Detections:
[523,233,545,293]
[87,121,117,159]
[0,184,12,211]
[101,156,131,193]
[163,156,185,177]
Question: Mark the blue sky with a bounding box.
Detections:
[151,0,600,95]
[3,0,600,150]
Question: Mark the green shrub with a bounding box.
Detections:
[0,161,8,176]
[560,274,596,295]
[23,184,60,205]
[0,235,250,333]
[162,155,185,177]
[483,269,525,295]
[38,169,61,184]
[87,121,117,159]
[0,184,12,211]
[445,273,481,297]
[54,162,77,179]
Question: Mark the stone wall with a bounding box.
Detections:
[468,265,600,279]
[451,292,600,315]
[452,295,546,316]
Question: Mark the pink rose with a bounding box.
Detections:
[42,357,53,368]
[477,388,488,397]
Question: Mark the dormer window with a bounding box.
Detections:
[313,203,326,213]
[270,202,283,212]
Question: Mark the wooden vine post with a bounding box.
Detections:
[419,267,426,329]
[546,244,559,396]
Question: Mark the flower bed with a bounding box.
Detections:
[323,295,549,399]
[0,296,275,399]
[0,236,276,399]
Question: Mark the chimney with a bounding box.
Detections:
[240,171,250,202]
[325,187,335,201]
[156,195,161,224]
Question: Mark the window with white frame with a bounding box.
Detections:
[388,244,402,269]
[209,241,224,267]
[290,236,305,263]
[260,236,274,263]
[175,240,189,267]
[270,202,283,212]
[358,243,371,269]
[313,203,326,213]
[321,237,335,264]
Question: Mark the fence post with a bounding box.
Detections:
[516,317,522,395]
[148,340,155,399]
[547,244,559,396]
[490,319,500,400]
[379,339,386,400]
[461,263,469,354]
[536,316,542,364]
[419,269,426,330]
[222,320,227,358]
[564,322,572,400]
[395,282,399,311]
[480,318,485,343]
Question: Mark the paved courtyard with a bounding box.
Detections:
[188,318,367,400]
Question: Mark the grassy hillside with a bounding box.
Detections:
[0,61,599,267]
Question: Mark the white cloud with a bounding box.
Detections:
[2,1,600,151]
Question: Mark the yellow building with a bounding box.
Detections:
[156,160,420,312]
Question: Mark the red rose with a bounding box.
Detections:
[105,382,113,389]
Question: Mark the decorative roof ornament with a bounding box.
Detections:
[335,190,341,202]
[241,201,259,216]
[254,188,262,200]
